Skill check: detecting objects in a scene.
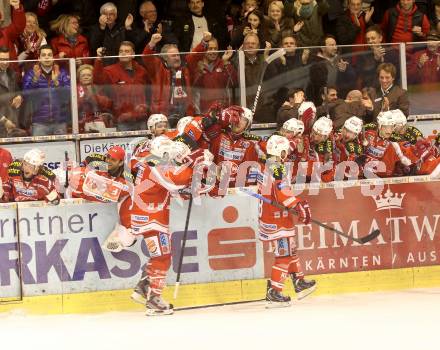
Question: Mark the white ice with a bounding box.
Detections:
[1,288,439,350]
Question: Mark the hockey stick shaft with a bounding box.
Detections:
[240,188,379,244]
[64,151,69,188]
[251,48,286,114]
[173,194,193,299]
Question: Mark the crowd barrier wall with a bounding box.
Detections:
[1,177,439,313]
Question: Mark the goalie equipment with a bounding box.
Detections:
[377,110,396,127]
[23,148,45,167]
[176,116,193,135]
[282,118,305,135]
[312,117,333,136]
[266,134,290,160]
[391,109,407,126]
[147,114,168,132]
[102,223,136,252]
[343,116,363,135]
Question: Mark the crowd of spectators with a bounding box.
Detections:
[0,0,438,136]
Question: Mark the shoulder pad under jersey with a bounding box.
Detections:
[364,122,377,131]
[39,166,56,180]
[345,141,363,155]
[242,132,262,141]
[8,160,22,177]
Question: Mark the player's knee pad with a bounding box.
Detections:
[144,232,172,264]
[273,236,297,257]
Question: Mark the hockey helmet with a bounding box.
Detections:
[298,101,316,117]
[391,109,407,127]
[282,118,305,136]
[266,134,290,160]
[23,148,45,167]
[312,117,333,136]
[176,116,193,135]
[377,111,396,127]
[343,116,363,135]
[150,136,191,163]
[147,114,168,132]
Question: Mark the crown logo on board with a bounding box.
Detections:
[373,188,405,211]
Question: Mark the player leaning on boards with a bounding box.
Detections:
[259,135,316,307]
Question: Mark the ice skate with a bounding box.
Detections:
[292,273,316,300]
[146,294,174,316]
[265,280,291,308]
[131,271,149,305]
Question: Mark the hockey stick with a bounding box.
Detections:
[173,193,193,299]
[239,187,380,244]
[251,48,286,114]
[64,151,69,188]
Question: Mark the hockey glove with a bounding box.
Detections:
[293,200,311,225]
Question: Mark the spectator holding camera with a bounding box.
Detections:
[231,9,266,49]
[93,41,149,132]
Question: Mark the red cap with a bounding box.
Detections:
[106,146,125,161]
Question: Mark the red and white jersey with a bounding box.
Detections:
[299,134,336,182]
[209,130,262,187]
[0,147,12,184]
[362,129,417,177]
[2,160,59,202]
[258,161,300,241]
[119,154,193,235]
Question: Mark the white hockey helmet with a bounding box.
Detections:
[150,136,191,163]
[282,118,305,135]
[241,107,253,127]
[377,111,396,127]
[176,116,193,135]
[147,114,168,131]
[298,101,316,117]
[23,148,45,167]
[312,117,333,136]
[343,116,363,135]
[266,134,290,160]
[391,109,407,127]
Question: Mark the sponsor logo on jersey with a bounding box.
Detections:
[131,215,149,223]
[366,145,385,158]
[219,147,245,161]
[241,141,250,149]
[261,222,277,230]
[159,233,170,254]
[277,238,287,256]
[145,236,161,257]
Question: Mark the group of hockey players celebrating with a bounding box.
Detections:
[1,101,440,315]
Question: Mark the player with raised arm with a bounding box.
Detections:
[259,135,316,306]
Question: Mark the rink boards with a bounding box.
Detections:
[0,176,440,314]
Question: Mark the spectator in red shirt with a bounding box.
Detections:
[0,147,12,186]
[407,31,440,85]
[0,0,25,61]
[50,14,89,65]
[381,0,430,43]
[16,12,47,63]
[189,39,237,114]
[94,40,149,131]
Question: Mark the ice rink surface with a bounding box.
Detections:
[1,288,439,350]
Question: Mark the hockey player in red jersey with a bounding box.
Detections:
[67,146,132,203]
[334,116,364,163]
[208,105,262,193]
[361,111,417,177]
[301,116,336,183]
[259,135,316,306]
[390,109,424,144]
[1,149,60,203]
[106,136,213,315]
[0,147,12,185]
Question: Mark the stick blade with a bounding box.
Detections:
[359,229,381,244]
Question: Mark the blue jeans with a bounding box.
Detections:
[32,122,68,136]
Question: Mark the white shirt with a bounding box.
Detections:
[191,15,208,50]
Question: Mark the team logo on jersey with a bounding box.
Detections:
[145,236,161,257]
[241,141,250,149]
[159,233,170,254]
[277,238,287,256]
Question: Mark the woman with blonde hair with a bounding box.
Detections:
[264,1,304,48]
[17,12,47,62]
[50,14,89,62]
